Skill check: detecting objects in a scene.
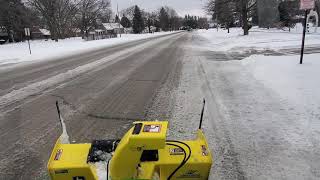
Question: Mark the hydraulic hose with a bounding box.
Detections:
[166,140,192,180]
[107,159,110,180]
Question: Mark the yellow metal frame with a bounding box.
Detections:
[47,121,213,180]
[47,138,98,180]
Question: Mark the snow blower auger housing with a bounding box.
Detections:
[48,100,212,180]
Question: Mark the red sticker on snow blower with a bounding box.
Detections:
[143,124,161,133]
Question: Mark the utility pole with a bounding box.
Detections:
[117,3,121,38]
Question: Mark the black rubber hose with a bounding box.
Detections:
[167,140,192,180]
[107,159,110,180]
[167,140,192,165]
[166,143,186,180]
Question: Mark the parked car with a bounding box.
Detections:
[0,38,7,45]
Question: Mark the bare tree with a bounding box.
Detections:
[120,6,136,20]
[164,6,180,31]
[159,7,169,31]
[99,7,112,23]
[198,17,209,29]
[78,0,111,38]
[206,0,256,35]
[158,6,181,31]
[28,0,79,41]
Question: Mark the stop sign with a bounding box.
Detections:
[300,0,315,10]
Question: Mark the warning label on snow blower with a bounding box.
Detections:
[143,124,161,133]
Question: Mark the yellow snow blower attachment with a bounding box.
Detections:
[48,100,212,180]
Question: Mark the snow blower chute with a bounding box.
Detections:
[48,100,212,180]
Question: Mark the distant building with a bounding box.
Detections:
[85,23,124,41]
[31,27,51,39]
[72,28,82,37]
[102,23,124,34]
[124,27,133,34]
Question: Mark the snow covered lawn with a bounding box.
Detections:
[243,54,320,116]
[0,32,177,66]
[200,53,320,179]
[166,29,320,179]
[194,26,320,52]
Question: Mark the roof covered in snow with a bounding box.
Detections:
[95,29,105,32]
[102,23,123,30]
[39,29,51,36]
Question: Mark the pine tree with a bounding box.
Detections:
[0,0,36,42]
[159,7,169,31]
[132,5,144,33]
[115,15,120,23]
[278,0,297,31]
[120,16,131,28]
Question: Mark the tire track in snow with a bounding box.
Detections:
[0,33,181,113]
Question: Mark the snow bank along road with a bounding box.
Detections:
[158,30,320,180]
[0,32,185,179]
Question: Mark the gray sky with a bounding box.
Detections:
[111,0,207,17]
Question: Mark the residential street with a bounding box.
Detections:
[2,0,320,179]
[1,30,320,180]
[0,32,185,179]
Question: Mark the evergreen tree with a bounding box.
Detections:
[132,5,144,33]
[278,0,298,31]
[183,15,198,29]
[120,15,131,28]
[159,7,169,31]
[147,18,152,33]
[115,15,120,23]
[0,0,36,42]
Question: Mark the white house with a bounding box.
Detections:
[102,23,124,34]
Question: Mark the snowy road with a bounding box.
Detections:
[0,32,186,179]
[1,29,320,179]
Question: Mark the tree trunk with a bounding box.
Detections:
[50,24,59,42]
[242,0,249,35]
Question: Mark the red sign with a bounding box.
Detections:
[300,0,315,10]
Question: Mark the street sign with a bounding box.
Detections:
[300,0,315,10]
[24,28,32,54]
[24,28,30,36]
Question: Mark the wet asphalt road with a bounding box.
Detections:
[0,32,186,179]
[1,30,320,179]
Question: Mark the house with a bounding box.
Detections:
[102,23,124,34]
[124,27,133,34]
[87,29,108,40]
[31,27,51,39]
[72,28,82,37]
[83,23,124,41]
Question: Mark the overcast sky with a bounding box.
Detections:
[111,0,207,17]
